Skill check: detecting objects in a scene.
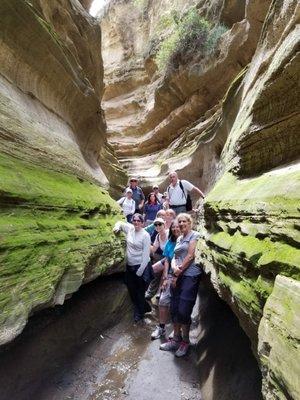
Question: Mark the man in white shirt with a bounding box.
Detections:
[167,171,205,214]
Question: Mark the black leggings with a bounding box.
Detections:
[170,275,200,325]
[125,264,148,320]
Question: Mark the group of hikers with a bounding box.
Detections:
[113,171,205,357]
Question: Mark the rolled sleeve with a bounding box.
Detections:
[182,179,194,192]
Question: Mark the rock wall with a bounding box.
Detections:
[100,0,300,398]
[0,0,126,345]
[101,0,271,192]
[202,1,300,396]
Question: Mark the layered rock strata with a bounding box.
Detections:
[201,2,300,396]
[0,0,126,345]
[100,0,300,398]
[101,0,271,192]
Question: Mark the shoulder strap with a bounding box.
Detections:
[121,197,126,206]
[179,180,187,200]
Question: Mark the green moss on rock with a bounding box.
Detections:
[201,168,300,347]
[0,152,125,345]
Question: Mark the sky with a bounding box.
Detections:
[89,0,109,17]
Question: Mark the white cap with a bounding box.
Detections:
[153,217,165,225]
[125,188,133,194]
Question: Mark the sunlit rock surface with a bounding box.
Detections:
[101,0,300,398]
[101,0,271,191]
[0,0,126,345]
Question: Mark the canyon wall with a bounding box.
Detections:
[100,0,300,398]
[0,0,126,345]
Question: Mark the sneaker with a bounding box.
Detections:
[175,341,190,357]
[159,338,181,352]
[151,325,166,340]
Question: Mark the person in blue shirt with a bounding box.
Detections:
[144,192,162,226]
[150,221,181,340]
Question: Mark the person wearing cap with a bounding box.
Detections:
[152,185,163,204]
[127,177,145,214]
[145,217,168,301]
[144,192,162,226]
[167,171,205,215]
[113,213,151,323]
[117,188,136,223]
[145,209,166,244]
[151,221,181,340]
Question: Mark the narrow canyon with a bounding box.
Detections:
[0,0,299,399]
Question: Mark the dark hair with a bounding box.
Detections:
[132,213,144,223]
[168,222,179,242]
[147,192,159,204]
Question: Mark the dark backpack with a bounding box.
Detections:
[179,180,192,211]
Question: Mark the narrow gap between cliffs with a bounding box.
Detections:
[0,273,262,400]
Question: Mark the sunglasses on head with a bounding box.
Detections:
[154,222,163,226]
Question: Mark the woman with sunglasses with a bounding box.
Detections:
[160,213,200,357]
[151,221,181,340]
[144,192,162,226]
[113,213,151,323]
[145,217,168,300]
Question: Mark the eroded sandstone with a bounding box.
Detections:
[100,1,300,398]
[0,0,126,345]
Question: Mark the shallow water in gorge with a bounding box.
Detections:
[0,276,262,400]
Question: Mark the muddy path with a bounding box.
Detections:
[0,276,262,400]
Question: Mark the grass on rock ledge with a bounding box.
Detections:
[154,7,227,71]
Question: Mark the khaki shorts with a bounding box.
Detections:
[159,275,173,307]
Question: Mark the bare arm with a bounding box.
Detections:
[163,258,169,279]
[192,186,205,199]
[173,240,197,276]
[151,234,159,254]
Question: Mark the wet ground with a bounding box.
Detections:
[0,275,262,400]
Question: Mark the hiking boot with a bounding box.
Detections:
[159,338,181,352]
[175,341,190,357]
[151,325,166,340]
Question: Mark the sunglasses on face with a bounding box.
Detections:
[178,220,187,224]
[154,222,163,226]
[130,179,137,182]
[132,219,142,223]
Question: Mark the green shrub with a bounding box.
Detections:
[155,7,227,71]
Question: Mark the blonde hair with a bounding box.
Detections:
[176,213,193,224]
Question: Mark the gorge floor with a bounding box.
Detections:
[0,276,262,400]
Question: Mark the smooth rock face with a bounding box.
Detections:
[101,0,300,398]
[0,0,126,345]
